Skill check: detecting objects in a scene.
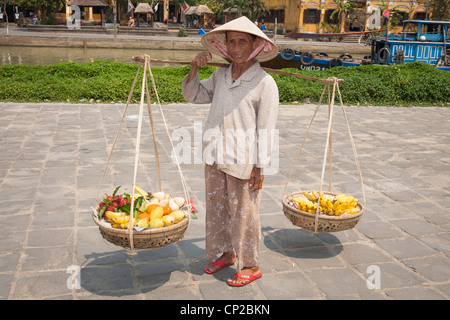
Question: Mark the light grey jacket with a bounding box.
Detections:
[182,61,279,180]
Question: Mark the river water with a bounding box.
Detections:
[0,45,366,66]
[0,46,226,66]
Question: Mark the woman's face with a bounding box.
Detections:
[225,31,258,64]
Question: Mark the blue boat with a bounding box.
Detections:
[262,20,450,71]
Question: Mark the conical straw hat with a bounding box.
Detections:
[201,16,278,62]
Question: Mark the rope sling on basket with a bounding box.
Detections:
[92,55,192,254]
[281,76,366,233]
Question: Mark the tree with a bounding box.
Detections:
[217,0,265,21]
[330,0,357,32]
[16,0,65,18]
[418,0,450,21]
[247,0,265,22]
[378,0,403,29]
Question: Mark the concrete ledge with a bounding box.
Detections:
[23,25,202,37]
[0,35,204,50]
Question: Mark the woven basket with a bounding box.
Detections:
[92,212,189,250]
[282,191,364,233]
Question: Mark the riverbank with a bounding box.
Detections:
[0,25,371,55]
[1,60,449,106]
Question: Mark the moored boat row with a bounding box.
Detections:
[262,20,449,71]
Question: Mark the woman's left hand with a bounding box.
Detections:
[250,167,264,191]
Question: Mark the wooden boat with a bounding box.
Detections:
[263,20,450,71]
[262,49,366,71]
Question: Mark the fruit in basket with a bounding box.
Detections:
[163,215,175,227]
[169,198,180,211]
[173,197,186,207]
[152,191,166,201]
[137,212,150,221]
[150,206,164,220]
[149,218,164,229]
[98,186,193,230]
[162,206,172,216]
[158,198,169,207]
[146,204,159,214]
[136,219,149,228]
[290,191,359,216]
[105,211,119,222]
[303,190,319,202]
[170,210,186,224]
[135,185,149,199]
[292,197,314,211]
[112,214,130,225]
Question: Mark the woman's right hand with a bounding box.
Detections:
[191,52,212,67]
[187,52,212,83]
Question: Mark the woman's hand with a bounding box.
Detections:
[250,167,264,191]
[192,51,212,67]
[187,52,212,83]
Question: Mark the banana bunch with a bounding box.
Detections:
[104,211,136,229]
[303,190,320,202]
[331,194,360,216]
[291,191,360,216]
[292,196,317,213]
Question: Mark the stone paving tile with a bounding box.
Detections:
[0,102,450,301]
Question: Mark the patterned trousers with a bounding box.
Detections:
[204,163,262,272]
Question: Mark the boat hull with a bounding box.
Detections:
[261,52,362,71]
[268,20,450,72]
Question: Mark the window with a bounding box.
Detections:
[413,12,427,20]
[263,10,285,24]
[303,9,320,24]
[324,9,338,25]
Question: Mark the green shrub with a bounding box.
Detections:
[0,60,448,106]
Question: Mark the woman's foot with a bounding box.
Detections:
[227,266,262,287]
[204,252,236,274]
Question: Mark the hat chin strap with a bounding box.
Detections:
[244,40,272,62]
[210,38,235,62]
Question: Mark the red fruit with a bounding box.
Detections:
[106,205,115,212]
[112,201,120,208]
[99,202,105,207]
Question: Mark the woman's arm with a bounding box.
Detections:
[182,52,216,104]
[186,52,212,83]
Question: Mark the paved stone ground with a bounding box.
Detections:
[0,102,449,300]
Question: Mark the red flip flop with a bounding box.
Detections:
[204,259,234,274]
[227,271,262,287]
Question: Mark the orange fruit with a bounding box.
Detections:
[162,206,172,216]
[137,212,150,221]
[146,204,160,214]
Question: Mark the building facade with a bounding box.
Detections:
[57,1,176,26]
[262,0,428,33]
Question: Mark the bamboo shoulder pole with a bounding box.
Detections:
[132,55,344,85]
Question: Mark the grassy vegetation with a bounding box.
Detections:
[0,60,449,106]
